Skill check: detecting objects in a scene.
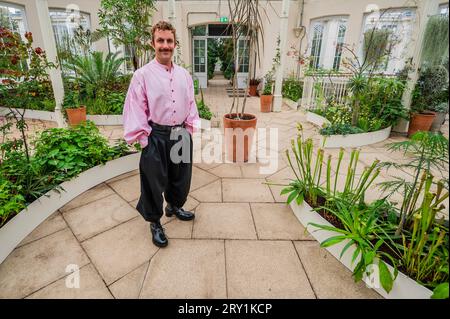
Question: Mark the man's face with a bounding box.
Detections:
[152,29,176,64]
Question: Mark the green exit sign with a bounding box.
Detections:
[220,16,228,23]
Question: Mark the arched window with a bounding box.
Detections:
[361,8,416,74]
[49,8,91,55]
[308,16,348,70]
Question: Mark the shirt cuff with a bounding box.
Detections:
[138,134,149,149]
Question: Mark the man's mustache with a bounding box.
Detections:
[159,49,173,52]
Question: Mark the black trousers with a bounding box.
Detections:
[136,123,193,223]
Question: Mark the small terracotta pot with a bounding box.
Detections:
[249,85,258,96]
[407,111,436,137]
[66,106,87,126]
[260,94,273,113]
[223,113,257,163]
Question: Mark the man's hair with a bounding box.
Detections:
[151,21,177,44]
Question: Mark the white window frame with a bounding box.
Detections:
[0,1,28,38]
[308,16,348,70]
[48,8,92,56]
[360,8,416,74]
[439,3,449,15]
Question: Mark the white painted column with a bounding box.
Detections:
[394,0,434,133]
[35,0,66,127]
[272,0,290,112]
[168,0,180,63]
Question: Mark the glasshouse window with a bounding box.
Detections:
[308,17,348,70]
[49,8,91,54]
[361,8,416,74]
[439,3,449,16]
[0,2,28,36]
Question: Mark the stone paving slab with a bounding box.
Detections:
[18,211,67,247]
[81,217,158,285]
[63,193,139,242]
[107,174,141,202]
[108,262,149,299]
[0,229,90,298]
[60,183,115,213]
[140,239,226,298]
[193,203,257,240]
[190,179,222,202]
[294,241,382,299]
[251,203,313,240]
[222,178,274,202]
[191,167,219,191]
[26,264,113,299]
[225,240,316,298]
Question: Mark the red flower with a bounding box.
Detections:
[10,55,19,65]
[34,47,43,55]
[24,31,33,41]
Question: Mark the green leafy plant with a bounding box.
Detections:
[320,123,365,136]
[64,51,125,93]
[308,200,399,293]
[282,77,303,102]
[411,65,449,114]
[378,131,449,235]
[98,0,156,70]
[421,14,449,68]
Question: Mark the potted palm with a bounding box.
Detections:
[223,0,265,162]
[260,74,273,112]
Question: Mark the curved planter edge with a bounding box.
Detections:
[87,114,123,126]
[0,106,57,122]
[306,111,392,148]
[321,126,391,148]
[283,98,299,110]
[0,152,140,264]
[306,111,331,128]
[289,201,433,299]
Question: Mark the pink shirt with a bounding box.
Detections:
[123,58,200,148]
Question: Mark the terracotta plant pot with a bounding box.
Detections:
[223,113,257,163]
[249,85,258,96]
[407,111,436,137]
[260,94,273,113]
[66,106,87,126]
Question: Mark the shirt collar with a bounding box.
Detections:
[152,58,175,71]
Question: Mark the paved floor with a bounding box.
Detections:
[0,77,448,298]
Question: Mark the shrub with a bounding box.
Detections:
[282,77,303,102]
[320,123,365,136]
[197,99,213,120]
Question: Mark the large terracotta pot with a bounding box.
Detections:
[249,85,258,96]
[223,113,257,163]
[66,106,87,126]
[260,94,273,113]
[407,111,436,137]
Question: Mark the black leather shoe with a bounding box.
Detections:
[150,222,168,248]
[165,205,195,221]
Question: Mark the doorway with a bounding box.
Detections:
[191,23,250,89]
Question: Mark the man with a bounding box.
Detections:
[123,21,200,248]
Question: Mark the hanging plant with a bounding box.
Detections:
[421,14,449,67]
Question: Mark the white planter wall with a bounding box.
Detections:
[306,111,331,127]
[0,153,140,264]
[289,201,433,299]
[306,111,392,148]
[321,126,392,148]
[0,107,57,122]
